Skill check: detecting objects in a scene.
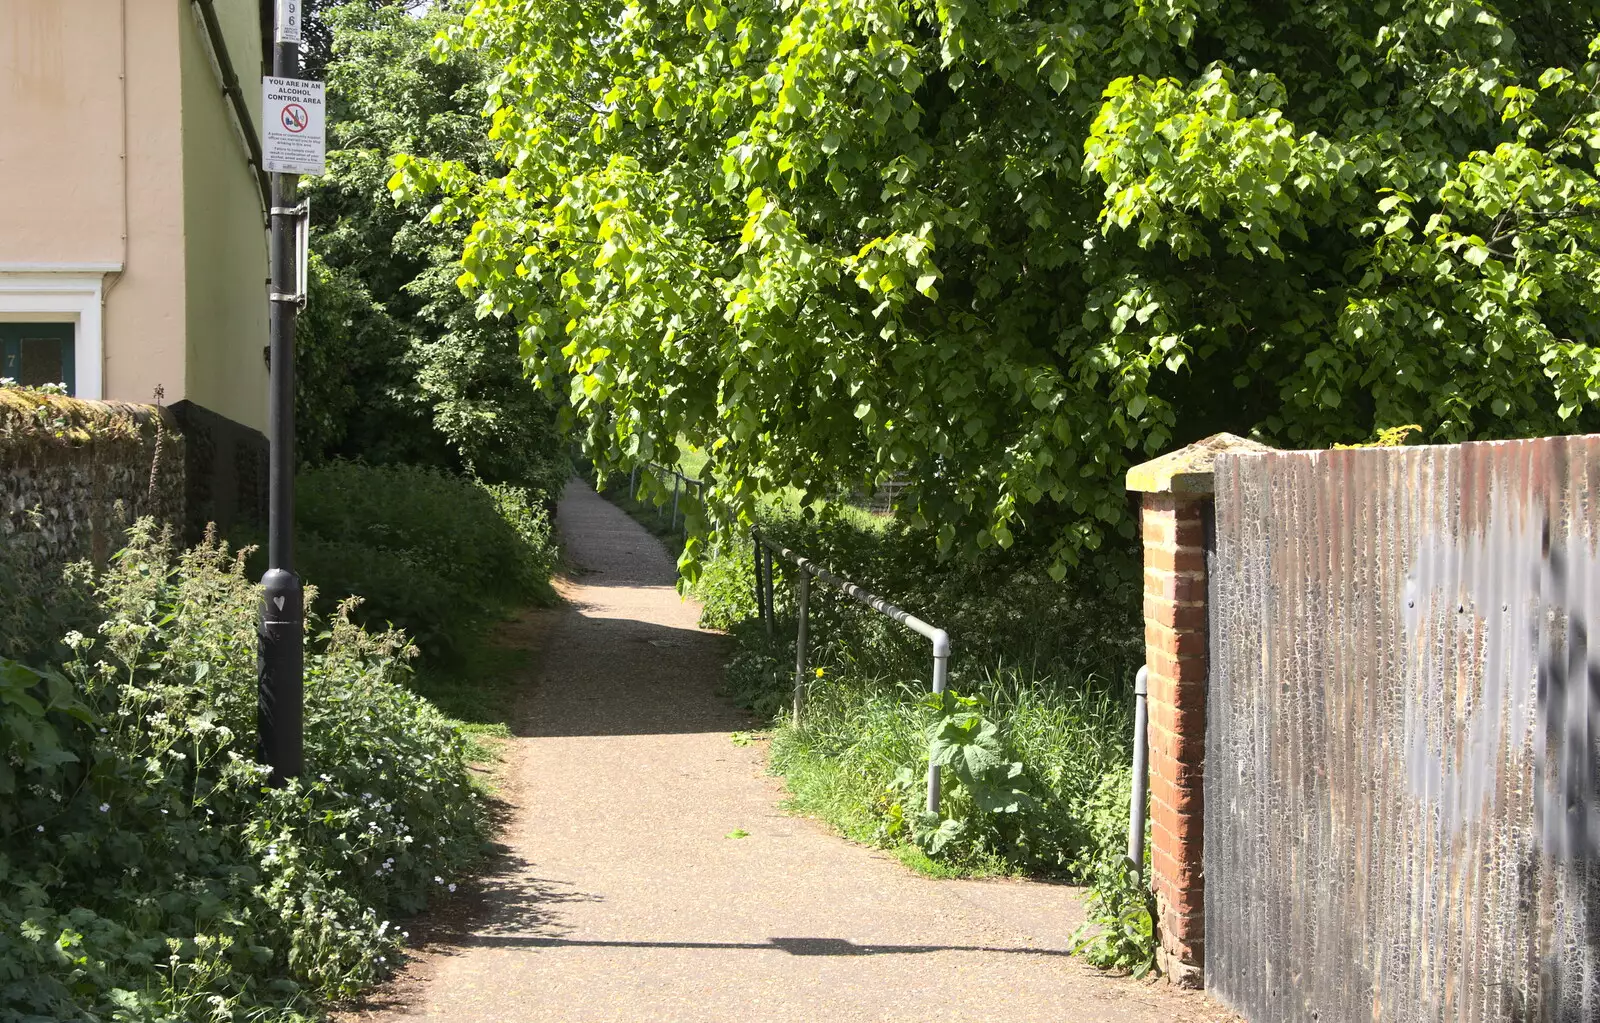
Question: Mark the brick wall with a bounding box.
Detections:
[1126,432,1270,989]
[1142,493,1209,986]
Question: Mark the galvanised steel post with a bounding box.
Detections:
[792,570,809,722]
[925,629,950,814]
[629,465,637,499]
[671,474,680,530]
[762,545,776,638]
[751,528,766,622]
[258,0,304,784]
[1127,665,1150,877]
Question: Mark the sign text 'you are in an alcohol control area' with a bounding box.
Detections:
[262,77,325,177]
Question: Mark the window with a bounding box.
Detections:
[0,322,76,394]
[0,268,112,400]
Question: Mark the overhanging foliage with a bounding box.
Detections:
[397,0,1600,574]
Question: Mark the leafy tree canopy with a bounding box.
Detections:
[300,0,429,78]
[397,0,1600,575]
[300,1,569,498]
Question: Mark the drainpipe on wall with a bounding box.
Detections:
[190,0,272,218]
[102,0,131,342]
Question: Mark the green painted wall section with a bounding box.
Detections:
[180,0,269,435]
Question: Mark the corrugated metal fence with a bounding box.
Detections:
[1207,437,1599,1023]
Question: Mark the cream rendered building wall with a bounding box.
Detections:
[0,0,188,405]
[0,0,268,434]
[0,1,126,261]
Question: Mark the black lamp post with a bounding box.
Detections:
[258,0,305,783]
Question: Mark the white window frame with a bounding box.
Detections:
[0,264,119,400]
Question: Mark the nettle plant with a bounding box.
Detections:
[398,0,1600,577]
[0,524,487,1021]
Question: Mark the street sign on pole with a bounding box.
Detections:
[262,77,325,176]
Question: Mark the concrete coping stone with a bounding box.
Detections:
[1125,432,1275,496]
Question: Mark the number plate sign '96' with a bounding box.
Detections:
[276,0,301,44]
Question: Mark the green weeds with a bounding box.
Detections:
[0,523,489,1021]
[692,507,1157,971]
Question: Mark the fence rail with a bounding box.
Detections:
[751,528,951,814]
[629,462,705,538]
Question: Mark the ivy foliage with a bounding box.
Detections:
[397,0,1600,573]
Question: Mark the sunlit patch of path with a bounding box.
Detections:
[346,480,1232,1023]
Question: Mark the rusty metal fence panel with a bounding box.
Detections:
[1207,437,1599,1023]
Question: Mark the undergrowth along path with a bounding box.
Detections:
[350,479,1231,1023]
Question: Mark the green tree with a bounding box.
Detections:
[299,1,569,490]
[398,0,1600,573]
[300,0,428,78]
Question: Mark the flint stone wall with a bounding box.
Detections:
[1,390,185,569]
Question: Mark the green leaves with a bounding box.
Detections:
[419,0,1600,566]
[1070,861,1157,976]
[0,523,489,1019]
[923,689,1033,816]
[926,691,1005,777]
[0,659,90,797]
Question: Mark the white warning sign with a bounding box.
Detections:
[262,77,325,176]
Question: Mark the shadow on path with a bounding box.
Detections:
[455,935,1074,957]
[343,480,1235,1023]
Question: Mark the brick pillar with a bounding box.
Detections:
[1126,432,1269,989]
[1142,492,1209,985]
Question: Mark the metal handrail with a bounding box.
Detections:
[752,528,952,814]
[629,462,706,538]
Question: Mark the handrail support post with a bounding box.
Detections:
[762,545,776,638]
[751,528,764,622]
[1127,664,1150,878]
[926,630,950,815]
[793,570,810,723]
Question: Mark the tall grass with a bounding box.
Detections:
[700,509,1143,880]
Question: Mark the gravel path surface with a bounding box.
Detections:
[348,479,1234,1023]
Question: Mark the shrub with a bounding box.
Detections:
[702,511,1141,872]
[0,523,487,1021]
[287,460,557,657]
[0,510,96,666]
[1067,766,1157,977]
